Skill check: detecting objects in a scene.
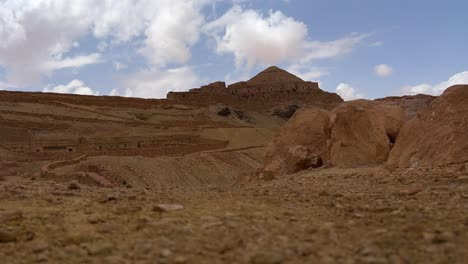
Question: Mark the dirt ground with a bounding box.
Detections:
[1,165,467,264]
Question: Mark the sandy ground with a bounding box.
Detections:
[1,165,467,264]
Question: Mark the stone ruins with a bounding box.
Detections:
[167,66,343,106]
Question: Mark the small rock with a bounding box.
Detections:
[96,223,117,234]
[84,241,114,256]
[87,214,102,224]
[0,210,23,224]
[68,180,80,190]
[249,253,284,264]
[0,230,16,243]
[153,204,184,212]
[457,175,468,182]
[173,256,188,264]
[400,187,425,195]
[98,194,118,203]
[31,240,50,253]
[160,248,173,258]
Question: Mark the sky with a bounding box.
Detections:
[1,0,467,100]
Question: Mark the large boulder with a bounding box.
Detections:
[328,100,405,167]
[387,85,468,168]
[262,108,330,178]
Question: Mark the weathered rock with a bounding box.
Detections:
[84,241,114,256]
[249,252,284,264]
[217,108,231,116]
[375,94,436,120]
[329,100,405,167]
[0,230,16,243]
[68,180,80,190]
[0,210,23,224]
[153,204,184,212]
[388,85,468,168]
[262,108,330,177]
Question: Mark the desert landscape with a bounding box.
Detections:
[0,66,467,263]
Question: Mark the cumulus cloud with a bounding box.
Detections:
[119,67,200,99]
[336,83,365,101]
[204,6,368,70]
[43,79,99,96]
[401,71,468,96]
[0,0,210,86]
[374,64,393,77]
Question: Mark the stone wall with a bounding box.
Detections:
[167,81,334,106]
[2,135,228,157]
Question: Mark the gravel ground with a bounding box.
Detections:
[0,166,467,264]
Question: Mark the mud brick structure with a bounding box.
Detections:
[167,66,343,107]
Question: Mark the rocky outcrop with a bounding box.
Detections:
[262,108,330,178]
[329,100,405,168]
[387,85,468,168]
[261,100,406,177]
[375,94,436,120]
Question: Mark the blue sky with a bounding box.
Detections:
[0,0,467,100]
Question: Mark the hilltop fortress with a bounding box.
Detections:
[167,66,343,108]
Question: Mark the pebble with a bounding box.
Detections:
[98,194,118,203]
[0,210,24,224]
[249,252,284,264]
[68,180,80,190]
[153,204,184,212]
[173,255,188,263]
[96,223,117,234]
[160,249,173,258]
[84,241,114,256]
[87,214,102,224]
[0,230,16,243]
[31,240,50,253]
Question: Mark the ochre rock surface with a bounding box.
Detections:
[262,108,330,178]
[375,94,436,120]
[388,85,468,168]
[262,100,406,177]
[329,100,405,168]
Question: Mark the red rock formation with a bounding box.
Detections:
[329,100,405,168]
[262,108,330,178]
[261,100,406,177]
[387,85,468,168]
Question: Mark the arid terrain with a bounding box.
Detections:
[1,67,467,263]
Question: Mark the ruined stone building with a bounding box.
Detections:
[167,66,343,107]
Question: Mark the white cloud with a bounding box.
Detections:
[204,6,368,70]
[0,0,210,86]
[204,6,307,69]
[42,53,103,71]
[43,79,99,96]
[401,71,468,96]
[369,41,383,47]
[374,64,393,77]
[119,67,200,99]
[336,83,364,101]
[140,1,207,67]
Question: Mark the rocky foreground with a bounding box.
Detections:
[1,166,467,264]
